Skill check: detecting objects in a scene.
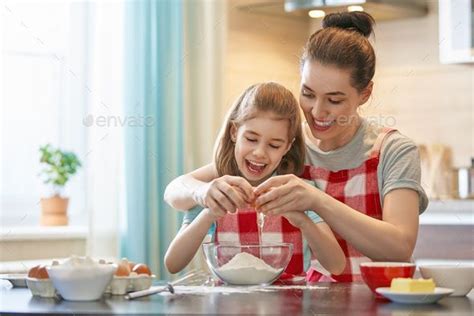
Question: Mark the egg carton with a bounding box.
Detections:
[26,277,57,298]
[26,274,155,297]
[104,273,156,295]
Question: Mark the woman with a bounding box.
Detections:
[164,11,428,282]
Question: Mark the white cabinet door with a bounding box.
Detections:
[439,0,474,64]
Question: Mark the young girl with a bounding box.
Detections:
[164,82,345,279]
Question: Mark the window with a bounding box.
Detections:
[1,2,90,226]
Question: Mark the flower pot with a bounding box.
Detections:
[40,195,69,226]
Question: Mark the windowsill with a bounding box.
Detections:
[0,225,88,241]
[0,225,89,270]
[0,258,69,274]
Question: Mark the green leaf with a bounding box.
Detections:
[38,144,82,188]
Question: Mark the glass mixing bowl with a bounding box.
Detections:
[202,242,293,286]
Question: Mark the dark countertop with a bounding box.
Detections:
[1,283,472,315]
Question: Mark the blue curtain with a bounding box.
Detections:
[122,0,184,279]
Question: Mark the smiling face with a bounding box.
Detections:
[299,61,372,151]
[231,111,292,186]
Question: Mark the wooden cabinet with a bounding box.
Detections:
[414,200,473,261]
[414,224,473,260]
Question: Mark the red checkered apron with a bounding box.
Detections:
[215,206,305,279]
[302,128,396,282]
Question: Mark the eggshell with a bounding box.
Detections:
[132,264,151,276]
[28,265,40,278]
[36,265,49,279]
[115,260,131,276]
[128,261,136,271]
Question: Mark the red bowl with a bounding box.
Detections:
[360,262,416,295]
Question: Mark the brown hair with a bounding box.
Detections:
[214,82,305,177]
[301,11,376,91]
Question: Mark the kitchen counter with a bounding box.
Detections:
[1,283,472,315]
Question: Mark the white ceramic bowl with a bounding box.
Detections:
[47,263,117,301]
[419,264,473,296]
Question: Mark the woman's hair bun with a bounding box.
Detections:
[322,11,375,38]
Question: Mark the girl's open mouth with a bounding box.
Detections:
[245,160,267,176]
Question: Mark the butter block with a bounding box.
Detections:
[390,278,436,293]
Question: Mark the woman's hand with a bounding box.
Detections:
[254,174,320,215]
[195,175,255,215]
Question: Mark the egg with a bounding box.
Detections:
[249,194,259,210]
[36,265,49,279]
[28,265,40,278]
[115,259,131,277]
[128,261,136,271]
[132,263,151,276]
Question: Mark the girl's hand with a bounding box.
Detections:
[280,211,311,229]
[195,175,255,214]
[202,208,225,222]
[254,174,321,215]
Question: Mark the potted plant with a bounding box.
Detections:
[39,144,81,226]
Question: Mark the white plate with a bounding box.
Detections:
[376,287,454,304]
[0,274,28,287]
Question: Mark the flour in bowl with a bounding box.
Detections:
[215,252,283,285]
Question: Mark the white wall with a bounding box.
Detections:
[372,5,472,168]
[224,0,309,122]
